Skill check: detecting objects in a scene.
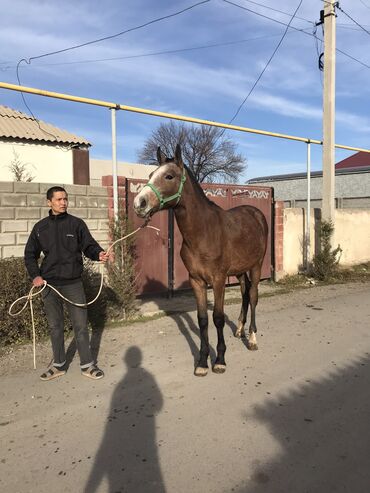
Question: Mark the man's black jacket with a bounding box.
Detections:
[25,211,103,285]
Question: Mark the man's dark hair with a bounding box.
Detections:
[46,186,67,201]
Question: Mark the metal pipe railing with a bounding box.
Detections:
[2,81,370,153]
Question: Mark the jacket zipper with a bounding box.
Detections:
[55,218,61,278]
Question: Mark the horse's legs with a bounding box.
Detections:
[189,276,209,377]
[235,272,251,338]
[212,278,227,374]
[247,264,262,351]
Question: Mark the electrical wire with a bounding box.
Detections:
[20,0,211,64]
[239,0,312,24]
[1,32,313,72]
[223,0,370,70]
[337,4,370,36]
[313,23,324,85]
[223,0,304,126]
[359,0,370,9]
[223,0,308,32]
[14,0,211,148]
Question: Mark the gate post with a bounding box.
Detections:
[167,209,175,298]
[274,201,284,280]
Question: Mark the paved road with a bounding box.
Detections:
[1,282,370,493]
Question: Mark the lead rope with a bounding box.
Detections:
[8,224,160,370]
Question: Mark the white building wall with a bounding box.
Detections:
[0,141,73,184]
[90,159,157,185]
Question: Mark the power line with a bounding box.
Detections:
[336,45,370,69]
[337,22,370,30]
[16,0,212,95]
[20,0,211,65]
[359,0,370,10]
[223,0,303,125]
[2,32,311,72]
[239,0,312,25]
[14,0,211,146]
[337,4,370,36]
[223,0,370,70]
[313,24,324,84]
[223,0,309,32]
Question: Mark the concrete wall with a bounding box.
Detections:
[281,208,370,276]
[0,141,74,184]
[2,180,370,284]
[333,210,370,265]
[282,208,306,275]
[0,181,110,259]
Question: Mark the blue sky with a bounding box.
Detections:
[1,0,370,181]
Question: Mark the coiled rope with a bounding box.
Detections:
[8,224,160,369]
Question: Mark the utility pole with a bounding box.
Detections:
[321,1,337,222]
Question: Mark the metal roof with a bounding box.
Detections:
[0,105,90,146]
[247,165,370,184]
[335,151,370,169]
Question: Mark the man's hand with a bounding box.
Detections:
[33,276,44,287]
[99,251,111,263]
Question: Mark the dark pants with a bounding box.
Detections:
[42,280,93,368]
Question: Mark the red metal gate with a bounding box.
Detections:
[126,178,273,295]
[126,179,169,295]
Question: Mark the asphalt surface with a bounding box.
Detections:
[1,281,370,493]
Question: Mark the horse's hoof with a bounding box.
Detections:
[212,364,226,374]
[235,331,246,339]
[194,366,208,377]
[247,342,259,351]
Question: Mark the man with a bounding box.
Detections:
[25,186,110,381]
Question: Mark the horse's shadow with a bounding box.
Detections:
[140,279,244,365]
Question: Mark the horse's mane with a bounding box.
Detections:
[184,164,218,207]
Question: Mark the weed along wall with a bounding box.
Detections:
[0,181,110,260]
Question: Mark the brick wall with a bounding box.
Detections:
[101,175,126,219]
[0,181,110,259]
[274,201,284,280]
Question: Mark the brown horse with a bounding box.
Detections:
[134,145,268,376]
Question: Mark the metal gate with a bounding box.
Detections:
[126,178,273,295]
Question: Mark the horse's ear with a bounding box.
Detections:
[157,147,167,165]
[174,144,183,168]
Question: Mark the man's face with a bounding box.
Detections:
[48,191,68,215]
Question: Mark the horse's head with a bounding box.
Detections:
[134,144,186,219]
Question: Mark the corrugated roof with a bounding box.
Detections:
[247,166,370,184]
[0,105,90,146]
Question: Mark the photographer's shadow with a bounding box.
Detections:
[84,346,165,493]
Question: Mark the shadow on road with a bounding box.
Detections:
[233,353,370,492]
[84,346,165,493]
[140,278,242,366]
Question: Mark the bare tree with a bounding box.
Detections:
[7,149,35,182]
[138,122,246,183]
